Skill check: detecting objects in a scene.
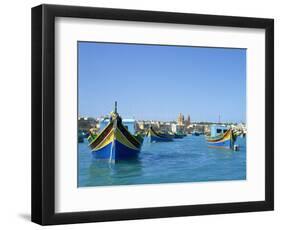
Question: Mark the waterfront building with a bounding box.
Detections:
[171,124,184,133]
[137,121,145,130]
[186,114,191,127]
[78,117,97,131]
[136,120,151,132]
[177,113,184,126]
[160,122,172,132]
[189,123,205,134]
[99,118,137,134]
[204,125,211,135]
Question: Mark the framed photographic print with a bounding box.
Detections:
[31,4,274,225]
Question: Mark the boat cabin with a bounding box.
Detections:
[210,125,229,137]
[99,118,137,134]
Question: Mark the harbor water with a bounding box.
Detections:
[78,136,246,187]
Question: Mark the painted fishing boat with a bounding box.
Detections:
[82,131,89,138]
[147,126,174,142]
[78,130,84,143]
[206,125,238,149]
[191,131,200,136]
[87,102,143,162]
[173,132,185,139]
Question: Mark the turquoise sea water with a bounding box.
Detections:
[78,136,246,187]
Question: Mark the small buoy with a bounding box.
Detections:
[234,145,239,151]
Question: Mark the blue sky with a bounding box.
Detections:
[78,42,246,123]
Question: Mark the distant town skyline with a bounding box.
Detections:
[78,42,246,123]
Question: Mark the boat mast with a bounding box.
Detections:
[110,101,118,164]
[114,101,117,113]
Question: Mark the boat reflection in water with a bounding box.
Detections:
[88,158,143,186]
[87,102,143,163]
[78,125,246,187]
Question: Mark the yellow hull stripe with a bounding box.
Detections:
[115,128,139,151]
[94,129,114,151]
[88,122,111,146]
[149,128,159,137]
[207,130,232,143]
[94,128,139,151]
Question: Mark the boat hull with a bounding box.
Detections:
[206,129,235,149]
[147,127,174,142]
[173,133,185,139]
[207,139,232,149]
[78,136,84,143]
[147,135,173,142]
[93,139,140,160]
[88,118,142,162]
[78,132,84,143]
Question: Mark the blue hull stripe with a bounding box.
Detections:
[92,140,140,160]
[148,135,173,142]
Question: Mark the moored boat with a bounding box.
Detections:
[206,125,238,150]
[191,131,200,136]
[147,126,174,142]
[173,132,185,139]
[87,102,143,162]
[78,130,84,143]
[82,131,89,138]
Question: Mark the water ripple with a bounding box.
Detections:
[78,136,246,187]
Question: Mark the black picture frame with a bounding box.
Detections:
[31,4,274,225]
